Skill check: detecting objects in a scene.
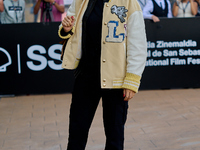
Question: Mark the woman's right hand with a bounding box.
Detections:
[62,16,75,33]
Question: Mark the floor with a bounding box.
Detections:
[0,89,200,150]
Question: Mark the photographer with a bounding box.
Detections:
[34,0,64,22]
[173,0,198,17]
[0,0,25,24]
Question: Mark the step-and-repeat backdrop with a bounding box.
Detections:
[1,18,200,95]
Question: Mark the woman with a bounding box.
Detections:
[58,0,147,149]
[173,0,198,17]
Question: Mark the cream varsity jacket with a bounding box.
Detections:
[58,0,147,93]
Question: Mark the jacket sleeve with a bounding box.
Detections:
[122,2,147,93]
[58,0,76,39]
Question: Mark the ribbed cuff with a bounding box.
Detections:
[122,72,141,93]
[58,26,75,39]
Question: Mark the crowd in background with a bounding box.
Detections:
[0,0,200,24]
[0,0,66,24]
[139,0,200,22]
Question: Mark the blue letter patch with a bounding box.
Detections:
[105,21,125,43]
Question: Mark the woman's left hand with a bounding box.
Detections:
[123,89,136,101]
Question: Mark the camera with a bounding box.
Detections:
[41,0,54,22]
[42,0,52,12]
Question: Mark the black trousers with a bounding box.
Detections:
[67,72,128,150]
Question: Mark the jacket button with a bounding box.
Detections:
[104,22,107,25]
[103,79,106,82]
[102,59,106,63]
[106,4,109,7]
[103,84,106,87]
[103,41,106,44]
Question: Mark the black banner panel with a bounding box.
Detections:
[140,18,200,90]
[0,18,200,95]
[0,23,74,95]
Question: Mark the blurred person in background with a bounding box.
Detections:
[195,0,200,16]
[138,0,148,10]
[0,0,5,24]
[34,0,64,22]
[31,0,38,22]
[173,0,198,17]
[0,0,25,24]
[0,0,4,11]
[143,0,173,22]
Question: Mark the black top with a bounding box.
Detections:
[151,0,168,17]
[75,0,109,77]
